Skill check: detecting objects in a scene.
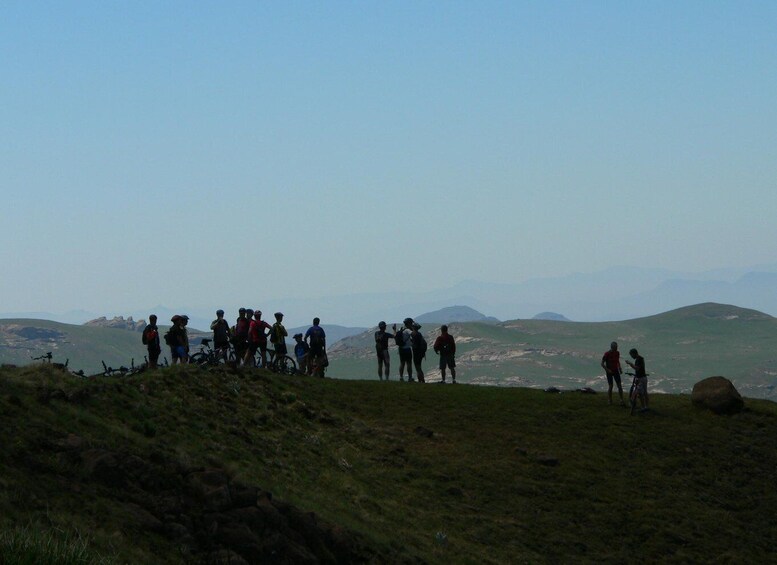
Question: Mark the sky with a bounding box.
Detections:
[2,1,776,317]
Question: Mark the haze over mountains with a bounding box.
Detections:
[3,264,777,328]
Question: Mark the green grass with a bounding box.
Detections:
[1,363,776,563]
[330,303,777,399]
[0,527,109,565]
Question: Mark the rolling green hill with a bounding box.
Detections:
[0,364,775,563]
[329,303,777,399]
[0,318,155,374]
[4,303,777,399]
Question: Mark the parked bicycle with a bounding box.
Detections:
[101,358,145,377]
[189,338,236,367]
[251,347,297,375]
[625,371,650,414]
[30,352,53,363]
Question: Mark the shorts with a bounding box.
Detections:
[633,376,648,396]
[399,348,413,363]
[439,354,456,371]
[376,349,390,363]
[606,371,622,387]
[249,341,267,355]
[172,345,186,359]
[274,342,288,356]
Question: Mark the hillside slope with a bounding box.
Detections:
[1,364,775,563]
[330,303,777,399]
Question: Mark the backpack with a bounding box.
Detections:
[270,323,282,344]
[309,327,325,350]
[142,327,149,345]
[142,327,158,346]
[163,329,175,346]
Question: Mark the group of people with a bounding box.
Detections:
[601,341,648,414]
[140,310,651,406]
[374,317,458,384]
[141,309,328,376]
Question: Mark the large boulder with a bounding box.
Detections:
[691,376,744,414]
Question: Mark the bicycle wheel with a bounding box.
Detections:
[273,355,297,375]
[190,352,207,366]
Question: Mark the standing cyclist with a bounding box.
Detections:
[210,309,232,363]
[305,318,327,377]
[626,348,649,414]
[374,321,394,380]
[601,341,625,406]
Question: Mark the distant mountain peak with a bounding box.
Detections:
[414,305,499,324]
[532,312,571,322]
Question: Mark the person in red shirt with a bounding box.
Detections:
[246,310,272,367]
[433,325,457,384]
[601,341,624,405]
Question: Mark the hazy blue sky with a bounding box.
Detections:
[2,1,776,315]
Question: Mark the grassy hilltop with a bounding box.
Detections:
[330,303,777,399]
[1,364,776,564]
[4,303,777,399]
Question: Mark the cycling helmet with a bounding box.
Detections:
[171,315,182,322]
[216,309,224,316]
[378,321,386,329]
[239,307,246,313]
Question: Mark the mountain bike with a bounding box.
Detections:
[625,371,649,415]
[31,352,53,363]
[247,345,297,374]
[267,347,297,375]
[189,338,236,367]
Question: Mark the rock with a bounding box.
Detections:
[691,376,744,414]
[414,426,434,438]
[83,316,146,332]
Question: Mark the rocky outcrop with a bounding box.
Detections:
[83,316,145,332]
[691,376,744,414]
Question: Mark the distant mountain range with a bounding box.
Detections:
[5,263,777,326]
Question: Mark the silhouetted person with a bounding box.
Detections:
[210,309,231,363]
[626,348,648,414]
[271,312,288,357]
[393,318,415,381]
[433,325,456,384]
[293,333,309,374]
[305,317,327,377]
[142,314,161,369]
[374,321,394,380]
[601,341,624,405]
[169,315,189,365]
[411,323,427,383]
[246,310,271,367]
[234,308,250,364]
